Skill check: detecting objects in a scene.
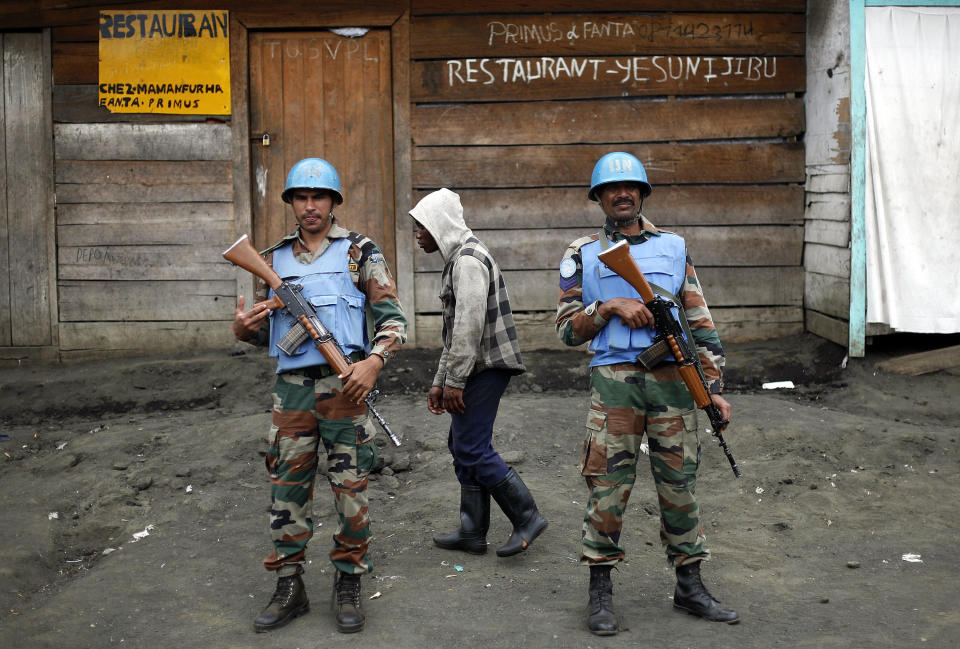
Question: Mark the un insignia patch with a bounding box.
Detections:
[559,257,577,279]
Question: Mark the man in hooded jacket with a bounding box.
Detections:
[409,188,547,558]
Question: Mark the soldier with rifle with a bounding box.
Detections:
[230,158,407,634]
[556,152,740,636]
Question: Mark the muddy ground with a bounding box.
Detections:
[1,332,959,649]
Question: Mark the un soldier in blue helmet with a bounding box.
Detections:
[556,152,739,635]
[232,158,407,634]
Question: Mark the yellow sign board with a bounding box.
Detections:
[98,10,231,114]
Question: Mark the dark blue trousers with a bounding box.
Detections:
[448,369,512,488]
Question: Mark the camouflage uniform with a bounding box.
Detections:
[557,219,725,568]
[253,222,407,576]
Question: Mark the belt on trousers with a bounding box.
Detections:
[290,351,367,380]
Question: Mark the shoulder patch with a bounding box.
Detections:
[568,233,599,252]
[559,257,577,279]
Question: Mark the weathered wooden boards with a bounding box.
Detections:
[412,97,804,145]
[414,266,803,312]
[414,185,803,228]
[412,226,803,272]
[247,31,396,260]
[411,12,804,101]
[413,142,804,187]
[411,13,805,57]
[54,123,237,355]
[27,1,811,358]
[876,345,960,376]
[408,6,806,345]
[0,32,57,357]
[411,1,806,15]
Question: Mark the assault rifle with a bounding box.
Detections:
[223,234,401,447]
[596,240,741,478]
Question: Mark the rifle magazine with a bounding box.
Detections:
[277,321,310,355]
[636,338,671,370]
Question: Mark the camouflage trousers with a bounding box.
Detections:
[580,362,708,567]
[262,370,379,576]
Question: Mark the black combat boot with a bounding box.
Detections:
[253,571,310,632]
[433,484,490,554]
[673,561,740,624]
[587,565,618,636]
[489,468,548,557]
[333,571,365,633]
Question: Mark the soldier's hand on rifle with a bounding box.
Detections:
[442,386,466,415]
[711,394,732,425]
[427,386,445,415]
[598,297,655,329]
[338,355,384,405]
[232,295,270,341]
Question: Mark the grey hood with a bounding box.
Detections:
[409,188,473,262]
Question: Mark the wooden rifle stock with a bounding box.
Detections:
[596,239,657,304]
[222,234,282,291]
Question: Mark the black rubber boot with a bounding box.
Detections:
[253,572,309,632]
[333,571,365,633]
[587,565,618,636]
[433,484,490,554]
[673,561,740,624]
[489,468,548,557]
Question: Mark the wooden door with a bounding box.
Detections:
[1,32,56,353]
[248,30,395,267]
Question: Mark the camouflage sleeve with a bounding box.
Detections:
[681,252,725,394]
[349,234,408,361]
[556,236,608,347]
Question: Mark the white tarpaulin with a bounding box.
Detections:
[865,7,960,333]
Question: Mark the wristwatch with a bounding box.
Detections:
[375,349,391,362]
[585,300,602,317]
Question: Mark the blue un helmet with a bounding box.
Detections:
[281,158,343,205]
[588,152,652,202]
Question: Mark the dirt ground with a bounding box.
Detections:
[2,332,959,649]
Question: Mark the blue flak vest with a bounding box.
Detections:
[581,233,687,367]
[268,238,368,373]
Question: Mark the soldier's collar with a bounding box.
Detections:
[292,219,349,246]
[260,217,348,255]
[603,216,660,244]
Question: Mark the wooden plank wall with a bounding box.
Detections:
[0,34,10,350]
[51,21,236,359]
[803,0,853,347]
[7,0,811,359]
[409,1,807,349]
[0,31,58,361]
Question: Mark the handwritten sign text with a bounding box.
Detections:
[446,55,778,86]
